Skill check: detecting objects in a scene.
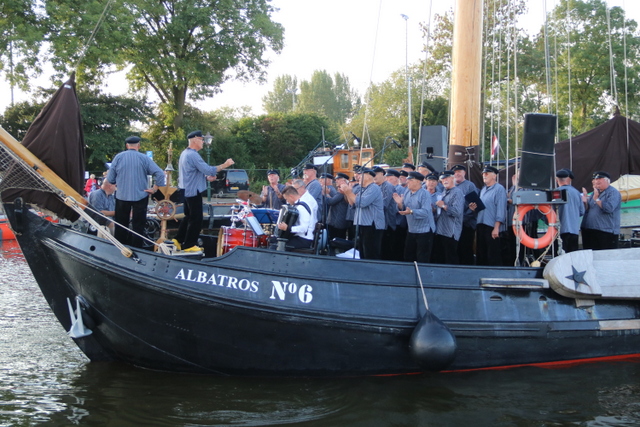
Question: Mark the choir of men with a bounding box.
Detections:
[272,164,619,263]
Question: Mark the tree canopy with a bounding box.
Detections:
[19,0,284,133]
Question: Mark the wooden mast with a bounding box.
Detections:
[448,0,484,164]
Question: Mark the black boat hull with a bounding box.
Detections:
[6,202,640,376]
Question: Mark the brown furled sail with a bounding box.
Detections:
[1,75,86,220]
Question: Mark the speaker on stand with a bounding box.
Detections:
[518,114,557,190]
[418,125,448,172]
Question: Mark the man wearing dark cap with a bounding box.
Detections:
[373,166,398,260]
[303,164,323,220]
[386,169,408,260]
[402,162,416,172]
[392,171,435,263]
[555,168,584,252]
[175,130,235,252]
[261,169,285,210]
[325,173,350,240]
[399,169,409,188]
[340,169,385,259]
[580,171,621,250]
[425,173,441,209]
[433,170,464,264]
[470,165,507,266]
[107,135,166,248]
[417,161,434,176]
[452,164,479,265]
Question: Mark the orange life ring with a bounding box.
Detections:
[512,204,557,249]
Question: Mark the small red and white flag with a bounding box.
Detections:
[491,134,499,159]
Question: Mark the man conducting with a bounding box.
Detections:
[176,130,234,252]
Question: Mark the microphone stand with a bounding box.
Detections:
[352,137,396,259]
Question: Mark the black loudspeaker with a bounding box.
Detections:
[419,125,448,171]
[518,113,557,190]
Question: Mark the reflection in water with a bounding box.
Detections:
[3,240,640,426]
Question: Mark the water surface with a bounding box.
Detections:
[2,240,640,426]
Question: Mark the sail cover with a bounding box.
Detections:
[2,75,86,220]
[555,113,640,192]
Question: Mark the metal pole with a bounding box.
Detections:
[402,14,412,156]
[206,145,211,201]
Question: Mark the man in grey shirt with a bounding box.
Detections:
[176,130,234,251]
[107,136,165,248]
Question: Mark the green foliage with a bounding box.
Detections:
[539,0,640,136]
[0,91,152,173]
[347,68,449,161]
[44,0,284,130]
[228,112,339,170]
[0,0,46,91]
[265,70,360,126]
[262,75,298,113]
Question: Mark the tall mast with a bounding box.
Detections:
[449,0,484,149]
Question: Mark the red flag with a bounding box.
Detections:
[491,134,499,159]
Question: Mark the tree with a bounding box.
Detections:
[347,67,449,164]
[0,91,152,173]
[45,0,284,131]
[228,112,337,170]
[275,70,360,125]
[0,0,46,97]
[536,0,640,136]
[262,75,298,113]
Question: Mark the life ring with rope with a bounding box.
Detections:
[512,204,558,249]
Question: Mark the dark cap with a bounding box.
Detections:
[403,162,416,170]
[426,173,439,181]
[353,165,363,173]
[482,166,499,174]
[335,172,350,180]
[407,171,425,181]
[320,173,334,180]
[372,166,385,175]
[362,169,376,177]
[399,170,409,177]
[304,163,316,171]
[593,171,610,180]
[267,169,280,176]
[439,170,455,179]
[385,169,400,177]
[187,130,203,139]
[419,162,435,173]
[125,136,141,145]
[451,164,467,172]
[556,168,574,179]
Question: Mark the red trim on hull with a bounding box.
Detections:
[444,353,640,373]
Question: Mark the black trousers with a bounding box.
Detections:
[560,232,580,253]
[476,223,503,266]
[114,197,148,248]
[328,225,347,241]
[457,225,476,265]
[404,231,433,264]
[432,234,459,265]
[176,195,203,249]
[357,225,383,260]
[581,228,618,250]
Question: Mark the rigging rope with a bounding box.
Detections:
[73,0,116,71]
[417,0,435,158]
[566,0,573,171]
[606,5,618,106]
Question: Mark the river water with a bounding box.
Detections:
[3,240,640,426]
